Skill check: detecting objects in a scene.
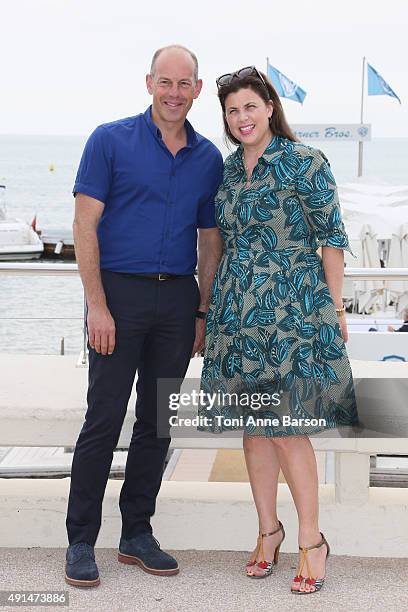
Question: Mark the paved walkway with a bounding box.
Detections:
[0,548,407,612]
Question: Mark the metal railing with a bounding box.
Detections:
[0,262,78,276]
[0,263,86,360]
[1,263,408,363]
[1,262,408,279]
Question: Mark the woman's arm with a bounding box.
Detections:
[191,227,224,356]
[321,246,348,342]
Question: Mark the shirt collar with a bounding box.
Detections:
[231,134,284,171]
[143,105,198,148]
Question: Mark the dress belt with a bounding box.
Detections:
[224,246,318,254]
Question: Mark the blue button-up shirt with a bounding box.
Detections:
[73,106,223,274]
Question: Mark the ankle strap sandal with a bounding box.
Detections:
[291,532,330,594]
[246,521,285,579]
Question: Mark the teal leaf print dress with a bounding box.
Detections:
[198,136,359,437]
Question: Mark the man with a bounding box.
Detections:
[387,307,408,332]
[65,45,223,587]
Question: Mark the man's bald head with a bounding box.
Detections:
[150,45,199,83]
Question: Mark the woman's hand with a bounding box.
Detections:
[191,318,206,357]
[338,315,349,343]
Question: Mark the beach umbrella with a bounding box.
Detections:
[338,182,408,239]
[397,224,408,313]
[357,224,383,313]
[342,207,397,241]
[386,228,405,298]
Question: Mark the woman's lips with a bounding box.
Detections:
[239,124,255,135]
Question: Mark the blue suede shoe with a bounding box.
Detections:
[65,542,100,587]
[118,533,179,576]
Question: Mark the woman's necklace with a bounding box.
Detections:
[243,153,256,188]
[243,132,274,179]
[243,154,252,174]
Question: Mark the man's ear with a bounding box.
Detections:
[146,74,154,95]
[193,79,203,99]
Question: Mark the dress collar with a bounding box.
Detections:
[231,134,284,171]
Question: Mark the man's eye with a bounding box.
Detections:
[228,109,236,114]
[180,82,191,87]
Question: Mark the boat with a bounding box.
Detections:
[39,226,75,260]
[0,185,43,261]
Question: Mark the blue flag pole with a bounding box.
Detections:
[358,56,366,177]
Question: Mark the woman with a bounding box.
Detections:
[198,66,359,594]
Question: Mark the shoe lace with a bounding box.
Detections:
[75,542,95,560]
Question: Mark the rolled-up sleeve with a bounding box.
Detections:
[295,148,356,257]
[73,126,113,203]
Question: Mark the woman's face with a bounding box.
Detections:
[224,87,273,147]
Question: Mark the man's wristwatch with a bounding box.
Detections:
[196,310,207,320]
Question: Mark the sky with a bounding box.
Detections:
[1,0,407,138]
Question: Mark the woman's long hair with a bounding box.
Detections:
[218,71,298,146]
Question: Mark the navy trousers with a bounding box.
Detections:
[66,271,200,545]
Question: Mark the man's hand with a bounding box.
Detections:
[191,318,206,357]
[87,305,116,355]
[73,193,114,354]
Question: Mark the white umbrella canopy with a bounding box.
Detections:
[356,224,383,313]
[337,181,408,313]
[401,224,408,278]
[387,226,405,296]
[397,224,408,314]
[339,182,408,199]
[385,224,408,310]
[342,208,398,242]
[338,182,407,240]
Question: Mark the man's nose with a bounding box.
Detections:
[168,83,179,96]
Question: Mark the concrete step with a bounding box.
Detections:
[1,478,408,556]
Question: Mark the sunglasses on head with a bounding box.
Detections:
[216,66,267,90]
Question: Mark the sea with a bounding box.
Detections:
[0,134,407,355]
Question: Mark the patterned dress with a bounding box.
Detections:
[198,135,359,437]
